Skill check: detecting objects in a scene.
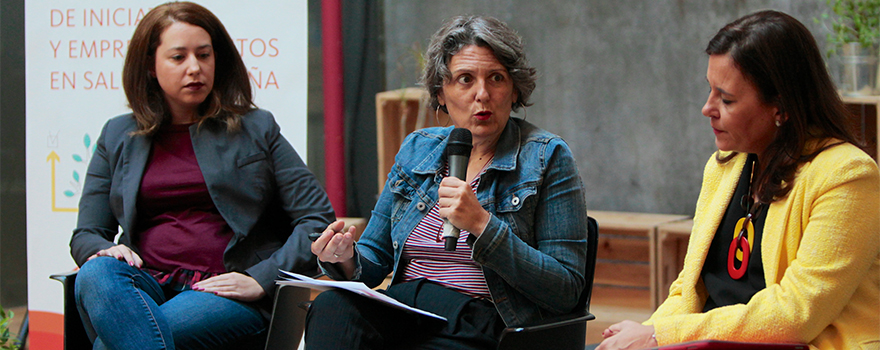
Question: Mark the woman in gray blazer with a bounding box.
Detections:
[69,2,334,349]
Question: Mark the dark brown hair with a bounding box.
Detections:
[706,10,862,203]
[421,15,537,113]
[122,1,253,135]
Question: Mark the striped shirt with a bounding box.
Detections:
[401,161,492,299]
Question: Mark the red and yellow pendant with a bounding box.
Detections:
[727,214,755,279]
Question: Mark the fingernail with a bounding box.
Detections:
[129,261,134,266]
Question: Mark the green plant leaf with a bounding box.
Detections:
[64,190,75,197]
[73,154,83,162]
[0,304,20,350]
[84,134,91,148]
[820,0,880,55]
[73,170,80,182]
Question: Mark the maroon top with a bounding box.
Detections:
[135,123,233,290]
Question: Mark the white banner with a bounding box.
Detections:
[25,1,308,347]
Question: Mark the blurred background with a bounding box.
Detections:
[0,0,847,346]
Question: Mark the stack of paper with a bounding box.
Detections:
[277,270,447,321]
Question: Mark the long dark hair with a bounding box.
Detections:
[706,10,862,203]
[123,1,253,136]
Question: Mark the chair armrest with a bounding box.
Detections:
[50,270,79,283]
[264,284,311,350]
[505,311,595,334]
[49,269,92,349]
[497,311,595,350]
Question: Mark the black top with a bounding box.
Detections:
[701,154,768,312]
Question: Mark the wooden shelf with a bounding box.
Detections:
[840,94,880,104]
[655,219,694,305]
[589,211,690,310]
[840,95,879,161]
[375,88,449,192]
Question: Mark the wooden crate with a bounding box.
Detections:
[840,95,880,161]
[375,88,449,192]
[589,211,690,310]
[338,217,369,240]
[655,219,694,306]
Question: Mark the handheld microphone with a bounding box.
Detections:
[442,128,473,251]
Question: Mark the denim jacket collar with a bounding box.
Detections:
[411,119,521,176]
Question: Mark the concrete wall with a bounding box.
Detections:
[382,0,828,215]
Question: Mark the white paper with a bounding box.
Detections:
[277,271,447,321]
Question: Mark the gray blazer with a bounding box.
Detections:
[70,109,334,300]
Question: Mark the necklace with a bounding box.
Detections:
[727,155,764,280]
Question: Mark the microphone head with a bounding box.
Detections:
[447,128,473,157]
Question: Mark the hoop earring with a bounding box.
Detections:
[520,105,528,121]
[435,105,450,127]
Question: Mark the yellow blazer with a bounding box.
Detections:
[648,141,879,350]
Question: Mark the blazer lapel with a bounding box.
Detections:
[686,154,746,289]
[120,134,150,234]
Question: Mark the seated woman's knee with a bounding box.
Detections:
[76,257,131,289]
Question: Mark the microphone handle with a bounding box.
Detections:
[447,154,469,180]
[443,225,460,250]
[441,154,469,251]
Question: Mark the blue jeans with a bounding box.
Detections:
[75,257,266,350]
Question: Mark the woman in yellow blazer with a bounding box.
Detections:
[597,10,879,350]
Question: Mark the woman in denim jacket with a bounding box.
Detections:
[306,15,588,349]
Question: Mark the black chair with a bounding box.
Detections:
[49,271,90,350]
[263,284,311,349]
[15,308,28,349]
[264,216,599,350]
[495,215,598,350]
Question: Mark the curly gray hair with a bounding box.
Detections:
[420,15,537,114]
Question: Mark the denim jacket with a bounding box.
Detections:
[324,118,588,327]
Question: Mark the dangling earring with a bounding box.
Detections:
[434,105,441,125]
[435,105,450,127]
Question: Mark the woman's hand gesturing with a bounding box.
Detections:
[312,220,357,263]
